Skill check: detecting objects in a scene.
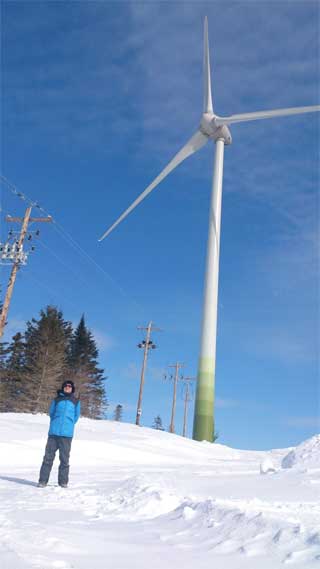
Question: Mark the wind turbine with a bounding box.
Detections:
[99,17,320,442]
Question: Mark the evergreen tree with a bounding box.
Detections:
[152,415,164,430]
[0,340,10,412]
[212,430,219,443]
[113,404,123,422]
[23,306,72,413]
[0,287,10,411]
[5,332,25,412]
[69,315,107,419]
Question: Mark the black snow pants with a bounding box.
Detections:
[39,435,73,486]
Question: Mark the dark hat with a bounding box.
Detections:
[61,380,75,393]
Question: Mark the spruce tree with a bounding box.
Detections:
[0,290,8,411]
[113,404,123,422]
[6,332,25,412]
[69,315,107,419]
[0,340,10,412]
[23,306,72,413]
[152,415,164,431]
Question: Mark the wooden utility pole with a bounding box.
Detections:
[135,321,160,425]
[168,362,185,434]
[0,208,52,337]
[183,382,190,437]
[182,377,196,437]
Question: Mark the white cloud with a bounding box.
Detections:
[240,326,318,365]
[284,416,320,429]
[4,2,318,163]
[92,329,115,352]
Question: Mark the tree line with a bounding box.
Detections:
[0,305,107,419]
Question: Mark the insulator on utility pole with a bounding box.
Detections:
[0,206,52,338]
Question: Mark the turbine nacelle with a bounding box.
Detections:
[200,113,232,145]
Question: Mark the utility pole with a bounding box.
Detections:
[0,207,52,337]
[168,362,185,434]
[181,376,196,437]
[135,321,160,425]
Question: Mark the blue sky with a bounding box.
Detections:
[1,1,319,450]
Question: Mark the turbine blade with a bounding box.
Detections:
[203,16,213,113]
[215,105,320,126]
[99,130,209,241]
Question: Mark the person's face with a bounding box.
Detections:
[63,384,72,393]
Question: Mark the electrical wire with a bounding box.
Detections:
[36,237,100,294]
[51,220,145,315]
[19,266,81,313]
[0,174,145,316]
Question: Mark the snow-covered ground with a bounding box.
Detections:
[0,414,319,569]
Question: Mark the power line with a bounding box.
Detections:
[52,220,144,313]
[20,266,82,313]
[0,174,145,315]
[36,238,99,294]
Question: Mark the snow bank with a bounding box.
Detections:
[104,474,181,519]
[1,413,319,569]
[260,456,276,474]
[281,434,320,470]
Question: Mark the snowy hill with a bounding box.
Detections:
[0,414,319,569]
[282,435,320,470]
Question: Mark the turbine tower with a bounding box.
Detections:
[99,18,320,442]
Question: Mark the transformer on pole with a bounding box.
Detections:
[0,208,52,337]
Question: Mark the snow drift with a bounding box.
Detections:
[0,413,319,569]
[282,434,320,470]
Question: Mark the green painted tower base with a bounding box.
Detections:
[192,356,215,442]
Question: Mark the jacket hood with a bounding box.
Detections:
[61,380,75,393]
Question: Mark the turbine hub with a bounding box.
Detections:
[200,113,232,145]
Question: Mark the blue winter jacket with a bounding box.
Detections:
[48,391,81,438]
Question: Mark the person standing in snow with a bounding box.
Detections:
[38,380,81,488]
